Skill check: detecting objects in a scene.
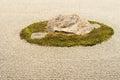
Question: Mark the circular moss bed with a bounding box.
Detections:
[20,21,114,47]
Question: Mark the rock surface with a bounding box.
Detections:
[91,24,101,29]
[46,14,100,35]
[31,32,47,39]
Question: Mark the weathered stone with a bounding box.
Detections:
[91,24,101,29]
[31,32,47,39]
[46,14,97,35]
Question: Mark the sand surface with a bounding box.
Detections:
[0,0,120,80]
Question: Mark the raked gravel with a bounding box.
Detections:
[0,0,120,80]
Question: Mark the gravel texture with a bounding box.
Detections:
[0,0,120,80]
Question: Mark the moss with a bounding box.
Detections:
[20,21,114,47]
[20,28,31,39]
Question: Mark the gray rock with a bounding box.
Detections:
[46,14,94,35]
[91,24,101,29]
[31,32,47,39]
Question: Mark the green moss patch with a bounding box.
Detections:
[20,21,114,47]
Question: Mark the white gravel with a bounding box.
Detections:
[0,0,120,80]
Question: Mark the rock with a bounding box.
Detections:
[31,32,47,39]
[91,24,101,29]
[46,14,97,35]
